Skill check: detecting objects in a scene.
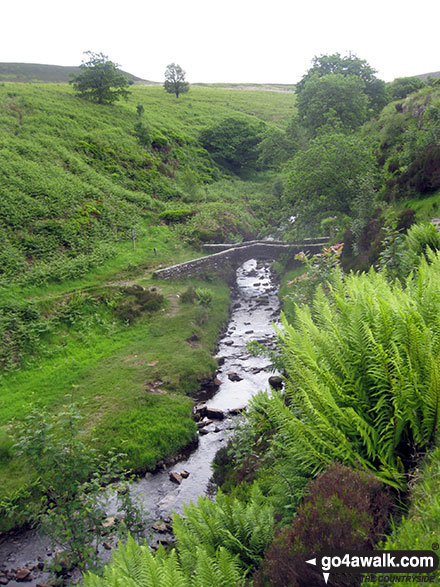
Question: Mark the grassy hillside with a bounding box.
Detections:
[0,83,294,286]
[0,62,145,83]
[0,82,295,530]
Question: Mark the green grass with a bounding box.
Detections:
[0,81,296,531]
[0,83,293,286]
[395,189,440,221]
[0,225,197,304]
[0,271,230,530]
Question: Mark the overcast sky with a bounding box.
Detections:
[4,0,439,84]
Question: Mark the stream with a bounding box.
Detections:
[0,258,281,586]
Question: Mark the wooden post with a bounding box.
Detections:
[131,228,135,250]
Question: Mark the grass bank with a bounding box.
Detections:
[0,247,231,531]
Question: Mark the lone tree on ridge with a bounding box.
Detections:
[70,51,130,105]
[164,63,189,98]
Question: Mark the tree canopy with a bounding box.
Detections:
[199,117,264,173]
[164,63,189,98]
[297,53,388,115]
[296,73,369,134]
[70,51,130,105]
[284,132,377,232]
[388,76,426,100]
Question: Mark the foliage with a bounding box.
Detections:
[272,260,440,490]
[134,121,151,147]
[377,442,440,562]
[378,221,440,279]
[158,208,194,224]
[13,403,145,572]
[70,51,130,105]
[179,286,196,304]
[296,52,388,115]
[164,63,189,99]
[173,484,274,573]
[296,74,369,134]
[115,285,164,322]
[388,76,426,100]
[284,243,343,310]
[195,287,213,306]
[199,117,264,174]
[257,127,290,168]
[373,87,440,201]
[254,463,392,587]
[83,535,245,586]
[284,132,377,235]
[405,221,440,259]
[85,485,273,585]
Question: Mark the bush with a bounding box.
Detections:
[179,286,196,304]
[115,286,164,322]
[12,404,145,572]
[254,463,392,587]
[158,208,194,224]
[272,260,440,491]
[406,221,440,259]
[199,116,264,174]
[133,121,151,147]
[195,287,213,306]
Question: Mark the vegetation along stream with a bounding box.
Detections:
[0,258,281,585]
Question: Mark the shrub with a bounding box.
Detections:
[272,260,440,490]
[115,286,164,322]
[83,535,245,586]
[179,286,196,304]
[195,287,213,306]
[13,404,145,572]
[254,463,392,587]
[133,121,151,147]
[199,116,264,173]
[173,484,274,573]
[406,221,440,260]
[158,208,194,224]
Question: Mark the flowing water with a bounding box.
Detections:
[0,258,280,585]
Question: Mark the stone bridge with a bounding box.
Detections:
[153,237,330,280]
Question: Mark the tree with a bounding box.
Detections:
[296,73,369,134]
[164,63,189,98]
[70,51,130,105]
[297,53,388,115]
[199,116,264,173]
[388,76,426,100]
[284,132,377,234]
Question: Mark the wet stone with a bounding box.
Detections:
[169,472,183,485]
[15,568,31,582]
[227,372,243,382]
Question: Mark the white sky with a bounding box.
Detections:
[3,0,439,84]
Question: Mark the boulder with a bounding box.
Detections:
[227,372,243,382]
[194,403,207,418]
[205,407,225,420]
[152,521,168,533]
[169,472,183,484]
[180,470,190,479]
[268,375,283,390]
[228,406,246,415]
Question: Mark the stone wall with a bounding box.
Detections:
[153,240,329,280]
